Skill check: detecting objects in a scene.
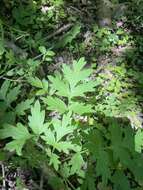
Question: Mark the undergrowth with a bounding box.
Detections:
[0,0,143,189]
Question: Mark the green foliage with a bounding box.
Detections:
[86,120,143,189]
[0,58,96,188]
[0,0,143,189]
[56,24,81,48]
[93,26,131,53]
[0,123,31,155]
[0,56,143,189]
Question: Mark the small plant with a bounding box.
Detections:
[0,58,143,189]
[0,58,97,189]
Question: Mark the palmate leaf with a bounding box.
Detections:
[55,125,75,141]
[15,98,34,116]
[69,152,84,175]
[41,116,76,154]
[55,141,75,154]
[62,58,93,88]
[69,102,93,115]
[61,111,72,128]
[0,123,31,140]
[81,165,96,190]
[60,163,71,179]
[86,130,104,153]
[86,130,110,185]
[48,75,70,97]
[109,121,134,170]
[0,123,31,155]
[28,100,45,135]
[42,130,75,153]
[112,171,130,190]
[122,126,134,152]
[41,128,56,146]
[49,153,60,171]
[130,157,143,182]
[42,96,67,114]
[109,121,123,161]
[73,57,86,72]
[70,81,96,98]
[5,139,27,156]
[95,150,111,185]
[52,117,75,141]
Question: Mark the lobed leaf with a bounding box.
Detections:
[15,98,34,116]
[28,100,45,135]
[42,96,67,114]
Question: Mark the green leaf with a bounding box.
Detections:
[42,96,67,114]
[96,150,111,185]
[81,165,96,190]
[42,79,48,90]
[0,151,6,161]
[36,89,46,96]
[122,126,134,151]
[0,123,31,156]
[69,102,93,115]
[109,121,123,161]
[112,171,130,190]
[61,112,72,128]
[135,129,143,153]
[28,77,43,88]
[70,81,96,98]
[0,40,5,57]
[62,62,92,88]
[45,50,55,57]
[52,118,75,141]
[56,24,81,48]
[0,111,15,125]
[55,141,75,154]
[70,152,84,175]
[49,75,70,97]
[87,129,104,151]
[0,80,10,100]
[39,46,46,54]
[60,163,71,179]
[6,85,21,105]
[73,57,86,72]
[15,98,34,116]
[5,139,26,156]
[41,129,56,145]
[0,123,31,140]
[28,100,45,135]
[49,153,60,171]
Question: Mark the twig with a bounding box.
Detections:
[16,34,30,41]
[66,179,76,190]
[0,76,25,82]
[44,23,73,40]
[33,53,43,60]
[69,6,83,14]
